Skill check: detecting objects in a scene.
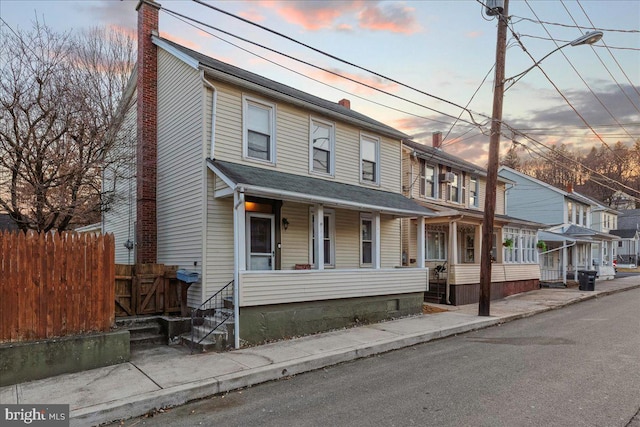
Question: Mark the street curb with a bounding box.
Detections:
[72,283,640,426]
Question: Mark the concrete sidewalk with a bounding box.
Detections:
[2,276,639,427]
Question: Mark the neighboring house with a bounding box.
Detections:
[610,190,636,210]
[103,1,437,346]
[498,166,619,284]
[400,135,544,305]
[612,209,640,267]
[0,213,19,232]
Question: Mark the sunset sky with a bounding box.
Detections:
[2,0,639,165]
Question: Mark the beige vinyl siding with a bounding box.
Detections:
[204,81,403,192]
[496,182,506,215]
[450,263,540,285]
[203,186,234,307]
[280,202,310,269]
[211,83,243,162]
[335,209,360,268]
[380,215,401,268]
[156,49,204,293]
[103,92,137,265]
[239,268,428,306]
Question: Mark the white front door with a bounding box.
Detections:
[246,213,275,270]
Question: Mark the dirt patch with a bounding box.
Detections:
[422,304,448,314]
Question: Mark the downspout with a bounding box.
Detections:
[233,187,245,349]
[200,70,217,159]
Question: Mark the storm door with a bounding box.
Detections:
[246,213,275,270]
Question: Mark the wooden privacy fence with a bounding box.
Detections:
[0,230,115,343]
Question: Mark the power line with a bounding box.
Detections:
[161,6,486,131]
[189,0,491,127]
[509,15,640,34]
[515,34,640,51]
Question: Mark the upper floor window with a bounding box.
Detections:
[360,134,379,184]
[582,208,588,227]
[469,176,479,208]
[243,96,276,163]
[420,160,437,198]
[310,118,334,175]
[567,201,573,224]
[447,172,462,203]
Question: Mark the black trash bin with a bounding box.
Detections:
[578,270,597,291]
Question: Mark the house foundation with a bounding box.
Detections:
[239,293,423,345]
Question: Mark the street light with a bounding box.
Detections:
[478,0,602,316]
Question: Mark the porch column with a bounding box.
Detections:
[233,188,246,349]
[417,216,425,269]
[374,212,381,269]
[475,225,482,264]
[314,204,324,270]
[561,243,567,286]
[571,242,578,282]
[449,220,458,264]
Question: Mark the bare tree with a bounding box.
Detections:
[0,21,135,232]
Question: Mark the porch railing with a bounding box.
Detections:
[190,280,234,352]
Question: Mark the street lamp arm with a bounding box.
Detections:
[503,30,603,91]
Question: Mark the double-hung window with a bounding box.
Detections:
[448,172,461,203]
[361,135,379,184]
[310,118,334,175]
[469,176,479,208]
[360,214,374,266]
[243,96,275,163]
[420,160,436,198]
[426,230,446,260]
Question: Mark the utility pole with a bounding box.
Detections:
[479,0,509,316]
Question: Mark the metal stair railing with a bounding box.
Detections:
[190,280,233,352]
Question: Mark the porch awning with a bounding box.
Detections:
[207,159,436,217]
[538,231,577,243]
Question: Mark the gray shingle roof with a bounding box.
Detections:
[610,229,638,239]
[209,160,435,216]
[157,37,408,140]
[403,140,488,175]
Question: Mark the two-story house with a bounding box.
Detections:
[611,209,640,267]
[103,0,437,347]
[400,136,544,305]
[498,166,619,285]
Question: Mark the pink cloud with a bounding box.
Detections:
[159,31,201,51]
[466,31,482,38]
[308,67,399,95]
[358,3,421,34]
[239,9,266,23]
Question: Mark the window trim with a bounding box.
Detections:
[360,133,380,186]
[242,95,276,164]
[309,209,335,268]
[309,117,335,177]
[419,160,438,199]
[360,213,375,267]
[469,176,479,208]
[447,171,462,203]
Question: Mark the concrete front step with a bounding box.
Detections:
[181,328,228,352]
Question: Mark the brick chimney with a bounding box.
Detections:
[338,98,351,109]
[136,0,160,264]
[566,183,573,193]
[432,131,442,149]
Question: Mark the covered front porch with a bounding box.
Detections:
[207,159,436,345]
[403,211,542,305]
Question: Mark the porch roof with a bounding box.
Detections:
[208,159,436,217]
[538,231,577,243]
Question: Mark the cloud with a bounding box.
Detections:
[466,31,483,38]
[78,1,136,31]
[307,67,400,95]
[259,1,419,34]
[263,0,363,30]
[238,9,266,23]
[159,31,201,51]
[358,3,421,34]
